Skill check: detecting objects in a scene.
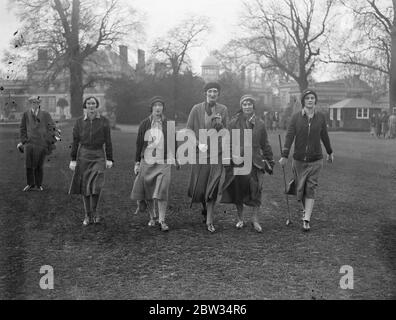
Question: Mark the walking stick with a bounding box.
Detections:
[278,134,292,226]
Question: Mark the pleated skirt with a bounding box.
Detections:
[292,159,323,201]
[68,147,105,196]
[130,159,171,201]
[187,163,223,204]
[220,166,264,207]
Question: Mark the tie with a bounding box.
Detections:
[32,110,40,123]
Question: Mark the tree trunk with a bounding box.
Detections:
[70,60,84,118]
[390,3,396,112]
[69,0,83,118]
[173,73,179,115]
[298,52,309,93]
[297,76,309,94]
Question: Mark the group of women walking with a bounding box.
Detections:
[66,83,333,233]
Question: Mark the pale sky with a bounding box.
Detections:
[0,0,243,76]
[0,0,347,81]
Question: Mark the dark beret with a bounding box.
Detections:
[203,82,221,93]
[150,96,165,107]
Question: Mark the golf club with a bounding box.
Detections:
[278,134,292,225]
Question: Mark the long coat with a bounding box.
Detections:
[220,112,274,207]
[186,102,229,204]
[20,109,55,168]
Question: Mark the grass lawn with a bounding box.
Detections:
[0,124,395,299]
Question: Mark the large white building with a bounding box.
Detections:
[201,55,220,83]
[200,55,277,110]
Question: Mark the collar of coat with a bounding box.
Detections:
[149,114,165,125]
[302,107,316,119]
[84,112,101,120]
[31,108,40,117]
[231,111,256,128]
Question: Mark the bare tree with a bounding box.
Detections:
[212,41,252,74]
[326,0,395,111]
[239,0,336,93]
[151,16,211,114]
[8,0,143,117]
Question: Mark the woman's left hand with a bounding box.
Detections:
[175,159,181,170]
[106,160,113,169]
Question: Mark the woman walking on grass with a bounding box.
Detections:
[279,90,334,231]
[220,94,275,233]
[186,82,229,233]
[68,96,114,226]
[131,96,176,232]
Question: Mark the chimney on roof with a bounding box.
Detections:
[136,49,145,70]
[119,45,128,64]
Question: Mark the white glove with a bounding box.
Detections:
[134,162,140,175]
[106,160,113,169]
[69,161,77,171]
[279,157,288,167]
[198,143,208,153]
[327,153,334,163]
[17,142,24,153]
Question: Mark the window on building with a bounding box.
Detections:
[356,108,369,119]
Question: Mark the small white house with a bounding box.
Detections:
[328,98,381,130]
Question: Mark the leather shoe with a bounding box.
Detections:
[252,221,262,233]
[82,217,91,226]
[93,216,101,224]
[303,220,310,231]
[236,220,244,229]
[159,221,169,232]
[22,185,34,192]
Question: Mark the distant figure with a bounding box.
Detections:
[279,89,334,232]
[375,112,382,138]
[272,111,279,131]
[369,113,376,136]
[68,96,114,226]
[108,111,117,129]
[381,111,389,139]
[264,111,272,130]
[18,96,56,192]
[388,110,396,139]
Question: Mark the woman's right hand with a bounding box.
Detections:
[69,161,77,171]
[134,162,140,175]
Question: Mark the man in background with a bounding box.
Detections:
[17,96,56,191]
